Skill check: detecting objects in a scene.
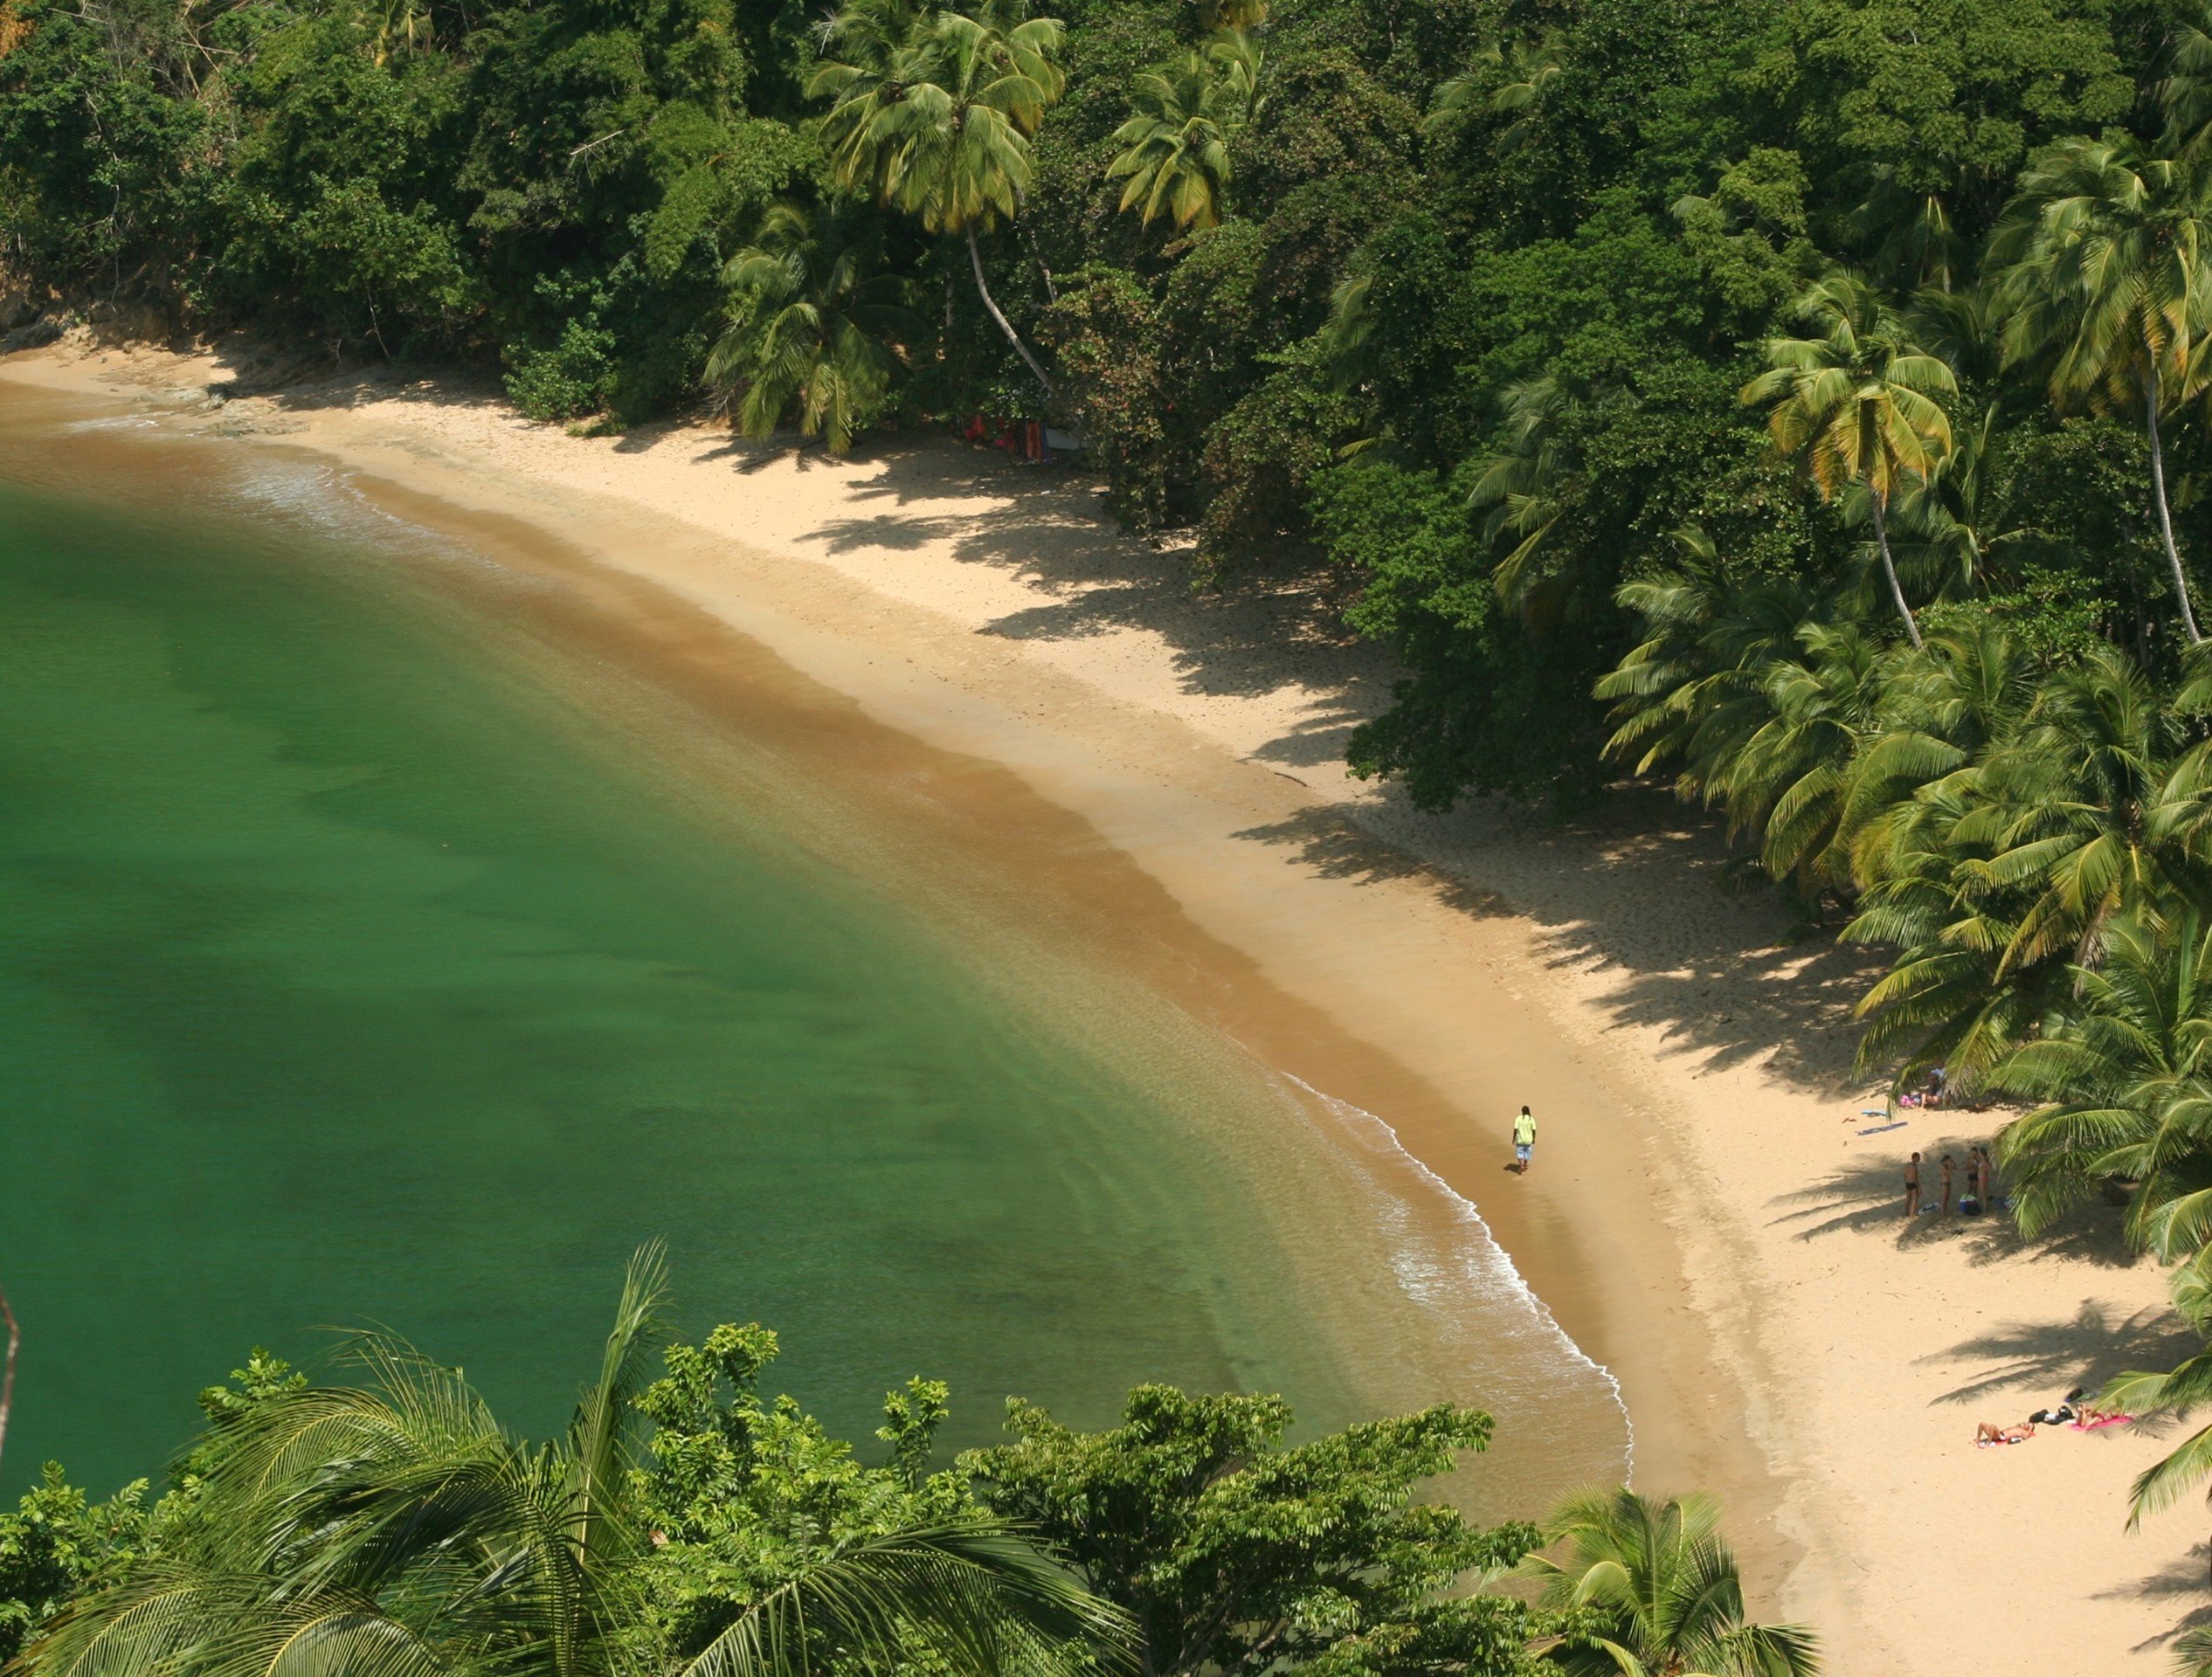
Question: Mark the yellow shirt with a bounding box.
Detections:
[1512,1113,1537,1146]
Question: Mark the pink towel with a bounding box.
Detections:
[2070,1415,2136,1432]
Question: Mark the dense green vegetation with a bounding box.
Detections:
[0,1253,1814,1677]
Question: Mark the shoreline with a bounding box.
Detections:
[7,335,2201,1673]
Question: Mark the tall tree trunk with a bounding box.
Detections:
[1870,490,1924,651]
[967,230,1052,401]
[0,1279,17,1475]
[2146,369,2204,644]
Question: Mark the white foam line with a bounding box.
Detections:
[218,461,515,583]
[1273,1068,1635,1483]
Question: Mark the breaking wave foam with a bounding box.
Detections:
[1270,1068,1634,1483]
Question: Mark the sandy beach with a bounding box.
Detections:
[6,330,2203,1674]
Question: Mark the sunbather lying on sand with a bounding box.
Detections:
[2074,1407,2134,1431]
[1976,1421,2036,1446]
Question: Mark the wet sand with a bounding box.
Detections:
[7,334,2204,1673]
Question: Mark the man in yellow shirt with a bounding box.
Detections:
[1512,1106,1537,1173]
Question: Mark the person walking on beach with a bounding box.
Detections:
[1904,1152,1922,1218]
[1512,1106,1537,1174]
[1940,1152,1956,1214]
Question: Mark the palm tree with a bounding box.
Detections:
[1848,645,2212,1094]
[1597,526,1833,803]
[810,0,1066,397]
[1522,1487,1818,1676]
[1846,786,2051,1095]
[1989,135,2212,643]
[1990,908,2212,1251]
[2160,6,2212,162]
[1841,620,2036,873]
[1469,372,1626,617]
[1742,274,1958,650]
[1840,630,2052,1094]
[1867,405,2006,604]
[1105,31,1260,231]
[706,200,913,454]
[1963,645,2212,971]
[23,1248,1123,1677]
[1847,169,1966,294]
[811,0,942,199]
[1426,34,1563,151]
[1716,624,1890,894]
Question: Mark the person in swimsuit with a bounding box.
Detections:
[1940,1152,1957,1214]
[1511,1106,1537,1173]
[1976,1421,2035,1446]
[1904,1152,1922,1218]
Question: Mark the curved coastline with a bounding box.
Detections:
[0,343,1758,1518]
[0,362,1643,1518]
[18,336,2210,1674]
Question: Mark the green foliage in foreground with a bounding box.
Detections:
[1523,1489,1817,1677]
[18,1250,1119,1677]
[0,1468,149,1665]
[965,1388,1538,1677]
[0,1251,1814,1677]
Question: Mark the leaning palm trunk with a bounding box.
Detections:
[1869,490,1923,650]
[2146,366,2204,644]
[968,230,1052,400]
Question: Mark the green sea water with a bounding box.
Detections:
[0,388,1629,1511]
[0,428,1364,1495]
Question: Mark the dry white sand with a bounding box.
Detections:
[7,334,2206,1674]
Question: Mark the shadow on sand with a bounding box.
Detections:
[1769,1154,2139,1268]
[2102,1542,2212,1658]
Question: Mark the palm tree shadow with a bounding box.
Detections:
[1768,1153,2142,1267]
[2097,1542,2212,1657]
[1925,1301,2195,1407]
[168,339,1390,762]
[1232,789,1892,1089]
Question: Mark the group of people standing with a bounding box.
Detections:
[1903,1144,1999,1218]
